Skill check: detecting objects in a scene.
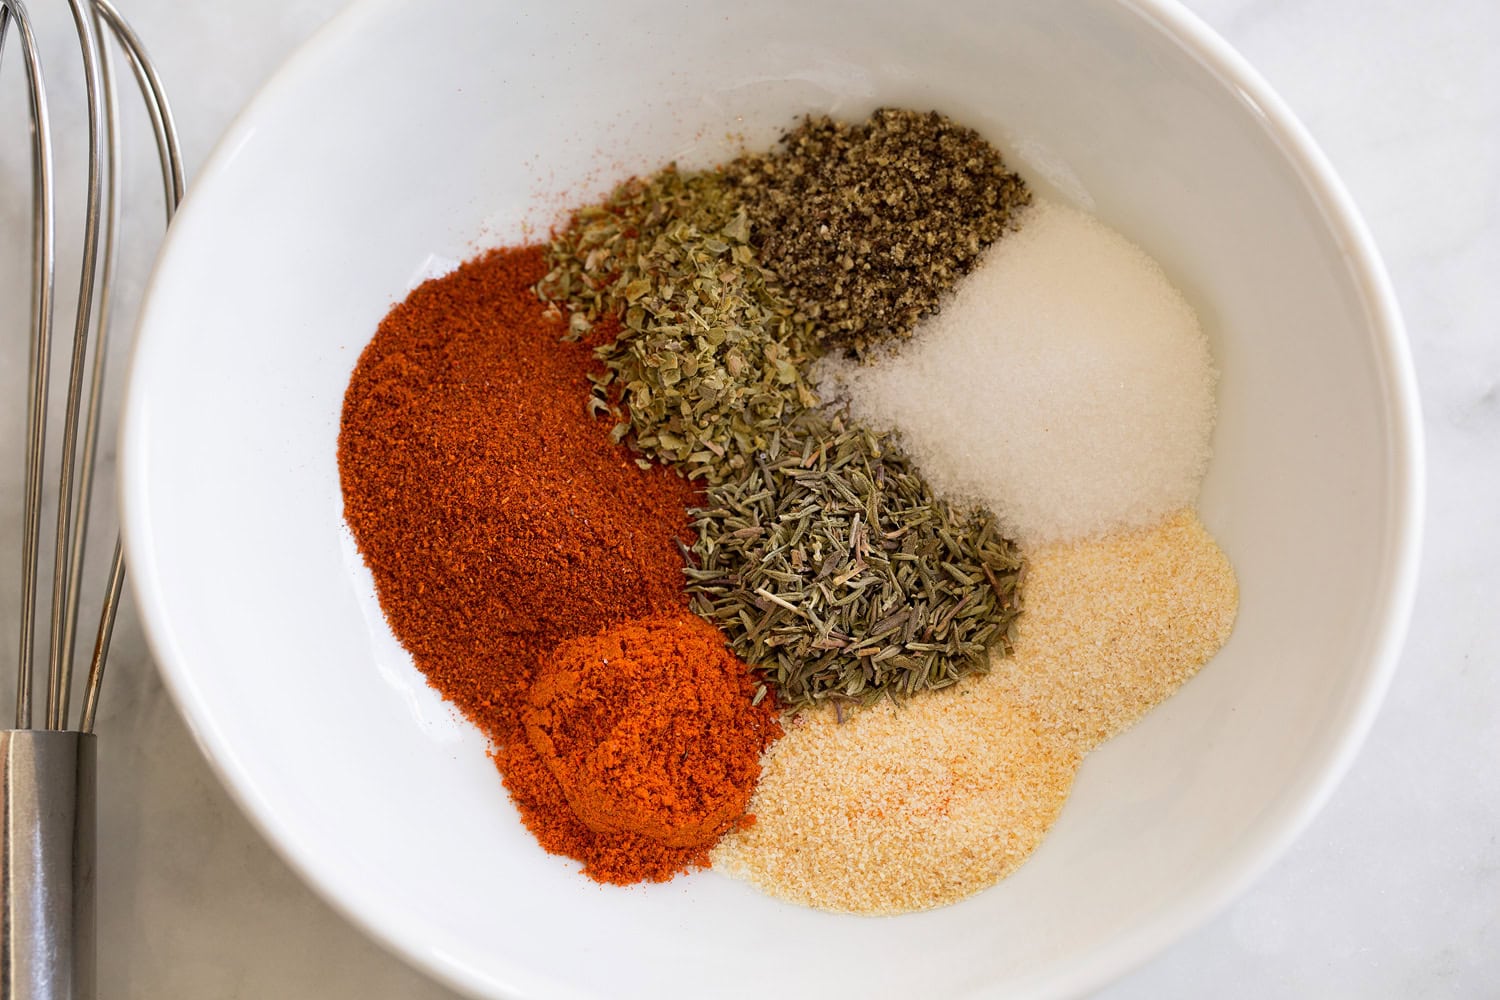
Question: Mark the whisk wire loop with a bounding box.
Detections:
[44,0,108,731]
[55,1,121,725]
[3,0,58,732]
[94,0,184,211]
[4,0,181,735]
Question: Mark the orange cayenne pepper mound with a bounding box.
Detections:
[337,245,773,883]
[526,613,780,851]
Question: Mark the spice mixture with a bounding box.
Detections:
[339,246,746,884]
[712,508,1236,913]
[540,128,1026,709]
[337,106,1241,914]
[819,198,1217,544]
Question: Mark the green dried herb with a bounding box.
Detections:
[685,409,1023,709]
[537,166,820,483]
[725,108,1030,356]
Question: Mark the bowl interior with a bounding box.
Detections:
[120,0,1420,996]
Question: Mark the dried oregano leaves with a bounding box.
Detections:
[685,410,1023,709]
[537,166,819,484]
[537,109,1030,708]
[725,108,1031,355]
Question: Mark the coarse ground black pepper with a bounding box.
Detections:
[726,108,1030,355]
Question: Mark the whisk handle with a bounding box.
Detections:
[0,732,95,1000]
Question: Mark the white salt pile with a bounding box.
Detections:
[817,198,1217,545]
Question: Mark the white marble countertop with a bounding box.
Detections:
[1,0,1495,996]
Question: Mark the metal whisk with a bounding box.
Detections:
[1,1,180,996]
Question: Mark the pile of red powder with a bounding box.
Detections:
[337,246,776,883]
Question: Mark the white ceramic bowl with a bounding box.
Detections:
[119,0,1423,996]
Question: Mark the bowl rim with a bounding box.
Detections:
[118,0,1425,996]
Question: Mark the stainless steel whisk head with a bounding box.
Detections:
[2,1,180,996]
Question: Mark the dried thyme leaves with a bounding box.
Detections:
[726,108,1031,355]
[685,411,1023,709]
[537,166,819,484]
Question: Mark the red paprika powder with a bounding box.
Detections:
[337,245,771,883]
